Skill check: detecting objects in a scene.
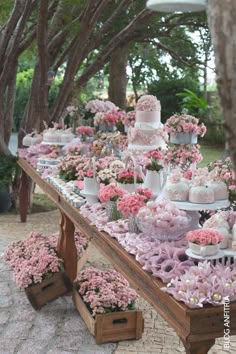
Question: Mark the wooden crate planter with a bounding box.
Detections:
[73,288,144,344]
[77,243,91,273]
[25,271,72,310]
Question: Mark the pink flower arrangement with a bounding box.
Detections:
[3,232,64,288]
[163,144,202,166]
[76,126,94,137]
[208,157,236,203]
[117,170,143,184]
[85,99,118,113]
[123,111,136,127]
[84,169,94,178]
[136,95,160,112]
[165,114,207,137]
[101,110,120,127]
[98,184,126,203]
[145,149,164,172]
[117,193,147,217]
[74,267,138,317]
[185,229,224,246]
[49,231,88,258]
[135,187,153,201]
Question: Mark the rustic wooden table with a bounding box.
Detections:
[18,158,236,354]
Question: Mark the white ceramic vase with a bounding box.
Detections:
[170,132,198,144]
[83,177,99,194]
[143,170,164,196]
[189,242,220,257]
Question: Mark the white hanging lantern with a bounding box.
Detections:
[146,0,207,13]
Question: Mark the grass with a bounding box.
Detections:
[32,193,57,213]
[199,144,225,167]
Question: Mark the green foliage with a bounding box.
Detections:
[14,69,63,131]
[148,78,201,122]
[177,89,225,145]
[0,154,18,188]
[176,89,209,118]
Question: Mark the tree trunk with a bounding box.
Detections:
[108,45,129,109]
[207,0,236,170]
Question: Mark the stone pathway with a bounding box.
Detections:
[0,211,234,354]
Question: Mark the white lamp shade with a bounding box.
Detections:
[146,0,207,12]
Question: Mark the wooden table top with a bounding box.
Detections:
[18,157,236,347]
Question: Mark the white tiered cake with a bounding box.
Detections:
[128,95,167,152]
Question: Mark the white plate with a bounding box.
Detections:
[185,248,224,260]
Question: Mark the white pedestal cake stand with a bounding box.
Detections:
[172,199,230,229]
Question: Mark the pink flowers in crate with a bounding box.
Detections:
[185,229,224,246]
[117,192,151,218]
[163,144,202,166]
[76,126,94,136]
[98,184,126,203]
[3,232,64,288]
[136,95,161,111]
[117,170,143,184]
[74,267,138,317]
[165,114,207,137]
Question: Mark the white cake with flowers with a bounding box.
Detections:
[128,95,168,152]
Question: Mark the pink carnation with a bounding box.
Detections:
[185,229,224,245]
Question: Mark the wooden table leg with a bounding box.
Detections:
[57,210,77,283]
[182,339,215,354]
[19,169,29,222]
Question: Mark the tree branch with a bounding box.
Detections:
[75,9,155,89]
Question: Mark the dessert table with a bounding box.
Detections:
[18,157,236,354]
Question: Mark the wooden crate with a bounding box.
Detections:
[73,289,144,344]
[77,243,91,273]
[25,271,72,310]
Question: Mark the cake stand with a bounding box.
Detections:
[41,141,66,146]
[172,199,230,229]
[185,248,224,260]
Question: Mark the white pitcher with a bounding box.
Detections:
[142,169,167,196]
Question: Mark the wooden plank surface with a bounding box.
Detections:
[18,158,236,349]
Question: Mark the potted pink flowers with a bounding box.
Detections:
[76,126,94,142]
[186,229,224,257]
[98,183,126,221]
[117,169,143,193]
[142,149,166,196]
[117,188,153,233]
[165,113,207,144]
[73,267,142,344]
[3,232,72,309]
